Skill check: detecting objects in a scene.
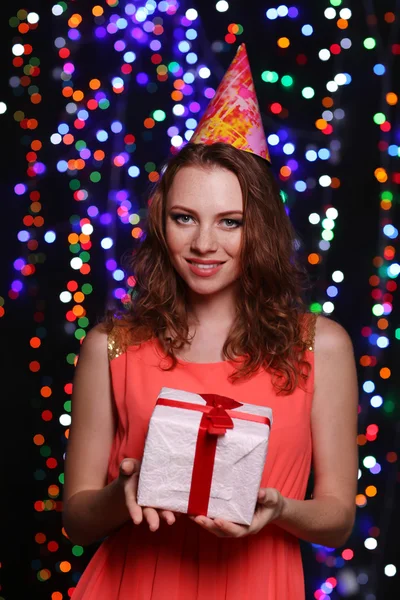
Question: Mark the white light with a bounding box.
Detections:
[101,237,113,250]
[332,270,344,283]
[0,102,6,114]
[12,44,25,56]
[59,291,72,303]
[198,67,211,78]
[326,207,338,219]
[65,102,77,114]
[27,12,40,24]
[341,38,352,49]
[309,213,321,225]
[185,130,194,141]
[70,257,83,270]
[82,223,93,235]
[186,8,198,20]
[364,538,378,550]
[216,1,229,12]
[277,5,289,17]
[322,110,333,121]
[340,8,352,19]
[59,414,72,426]
[384,564,396,577]
[363,456,376,469]
[172,104,185,116]
[323,302,334,314]
[319,49,331,61]
[335,73,347,86]
[52,4,64,16]
[319,175,332,187]
[50,133,62,144]
[326,81,339,92]
[324,7,336,19]
[358,469,362,479]
[171,135,183,147]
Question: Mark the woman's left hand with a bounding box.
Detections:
[189,487,286,538]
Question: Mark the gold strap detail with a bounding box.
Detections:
[107,325,133,361]
[304,312,317,352]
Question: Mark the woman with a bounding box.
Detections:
[63,46,358,599]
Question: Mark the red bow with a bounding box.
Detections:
[199,393,243,435]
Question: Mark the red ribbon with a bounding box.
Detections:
[156,393,271,516]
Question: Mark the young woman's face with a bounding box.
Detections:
[165,165,243,297]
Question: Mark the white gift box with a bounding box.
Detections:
[137,387,273,526]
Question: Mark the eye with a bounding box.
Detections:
[171,213,193,224]
[223,219,242,228]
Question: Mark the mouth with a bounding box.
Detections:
[185,259,226,270]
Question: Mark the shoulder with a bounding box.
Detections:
[314,315,354,356]
[78,323,109,359]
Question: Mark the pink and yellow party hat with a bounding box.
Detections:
[191,43,270,163]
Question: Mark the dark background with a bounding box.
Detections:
[0,1,399,598]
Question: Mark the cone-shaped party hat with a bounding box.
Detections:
[191,43,270,163]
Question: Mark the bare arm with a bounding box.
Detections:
[273,316,359,547]
[62,325,132,546]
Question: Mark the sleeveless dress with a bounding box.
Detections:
[71,313,317,600]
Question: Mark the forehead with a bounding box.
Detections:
[166,165,243,209]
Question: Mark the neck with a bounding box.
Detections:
[185,284,239,331]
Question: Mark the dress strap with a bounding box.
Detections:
[107,324,133,361]
[303,312,317,352]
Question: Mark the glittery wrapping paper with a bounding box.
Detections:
[137,387,273,525]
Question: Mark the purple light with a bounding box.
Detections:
[14,183,27,195]
[180,17,192,26]
[114,40,126,52]
[288,6,299,18]
[287,159,299,171]
[14,258,25,270]
[100,213,112,225]
[68,29,80,41]
[150,39,161,51]
[87,205,99,217]
[189,101,201,113]
[114,287,126,299]
[182,84,194,96]
[95,91,107,101]
[143,22,154,33]
[106,259,117,271]
[80,148,91,159]
[204,87,215,99]
[116,190,129,202]
[95,27,107,39]
[370,463,381,474]
[277,128,289,141]
[136,72,149,85]
[131,27,147,42]
[11,280,23,292]
[17,230,30,242]
[107,23,118,34]
[63,62,75,74]
[33,162,46,175]
[167,126,179,137]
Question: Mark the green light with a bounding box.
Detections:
[381,191,393,200]
[81,283,93,294]
[236,24,244,34]
[9,17,19,27]
[72,546,84,557]
[153,109,166,122]
[322,229,334,241]
[75,140,86,150]
[99,98,110,109]
[310,302,322,313]
[168,61,180,73]
[302,86,315,99]
[64,400,72,412]
[58,473,64,484]
[79,251,90,262]
[261,70,279,83]
[66,353,77,365]
[330,0,342,5]
[281,75,294,87]
[364,37,376,50]
[78,316,89,327]
[383,400,395,413]
[90,171,101,182]
[40,445,51,457]
[280,190,288,203]
[69,244,80,254]
[75,328,86,340]
[69,179,80,190]
[395,328,400,340]
[145,161,156,172]
[373,112,386,125]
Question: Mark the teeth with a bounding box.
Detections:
[190,262,221,269]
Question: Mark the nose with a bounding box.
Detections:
[190,225,218,254]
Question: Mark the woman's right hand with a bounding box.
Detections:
[118,458,179,531]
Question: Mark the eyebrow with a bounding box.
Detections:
[169,205,243,217]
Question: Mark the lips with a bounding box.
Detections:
[185,259,226,265]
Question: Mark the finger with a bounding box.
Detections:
[143,507,160,531]
[119,458,138,477]
[192,516,229,537]
[124,484,143,525]
[213,518,245,538]
[158,510,176,525]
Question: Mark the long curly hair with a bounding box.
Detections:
[103,142,312,394]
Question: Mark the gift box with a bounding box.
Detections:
[137,387,273,525]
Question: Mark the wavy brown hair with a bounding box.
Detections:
[103,142,313,394]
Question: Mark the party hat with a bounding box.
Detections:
[191,43,270,163]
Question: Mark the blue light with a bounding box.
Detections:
[57,160,68,172]
[283,143,295,155]
[369,396,383,408]
[186,52,198,64]
[373,63,385,75]
[363,380,375,393]
[77,109,89,121]
[302,24,313,36]
[123,51,136,63]
[306,150,317,161]
[185,118,197,129]
[44,231,56,243]
[111,121,123,133]
[186,28,197,40]
[128,166,140,178]
[294,180,306,192]
[377,336,389,348]
[383,224,398,239]
[267,134,279,146]
[183,72,195,83]
[113,269,125,281]
[318,148,331,160]
[388,144,398,156]
[116,18,128,29]
[178,40,190,53]
[368,333,379,345]
[327,285,338,297]
[96,129,109,142]
[58,123,69,135]
[266,8,278,19]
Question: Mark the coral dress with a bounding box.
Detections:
[71,313,317,600]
